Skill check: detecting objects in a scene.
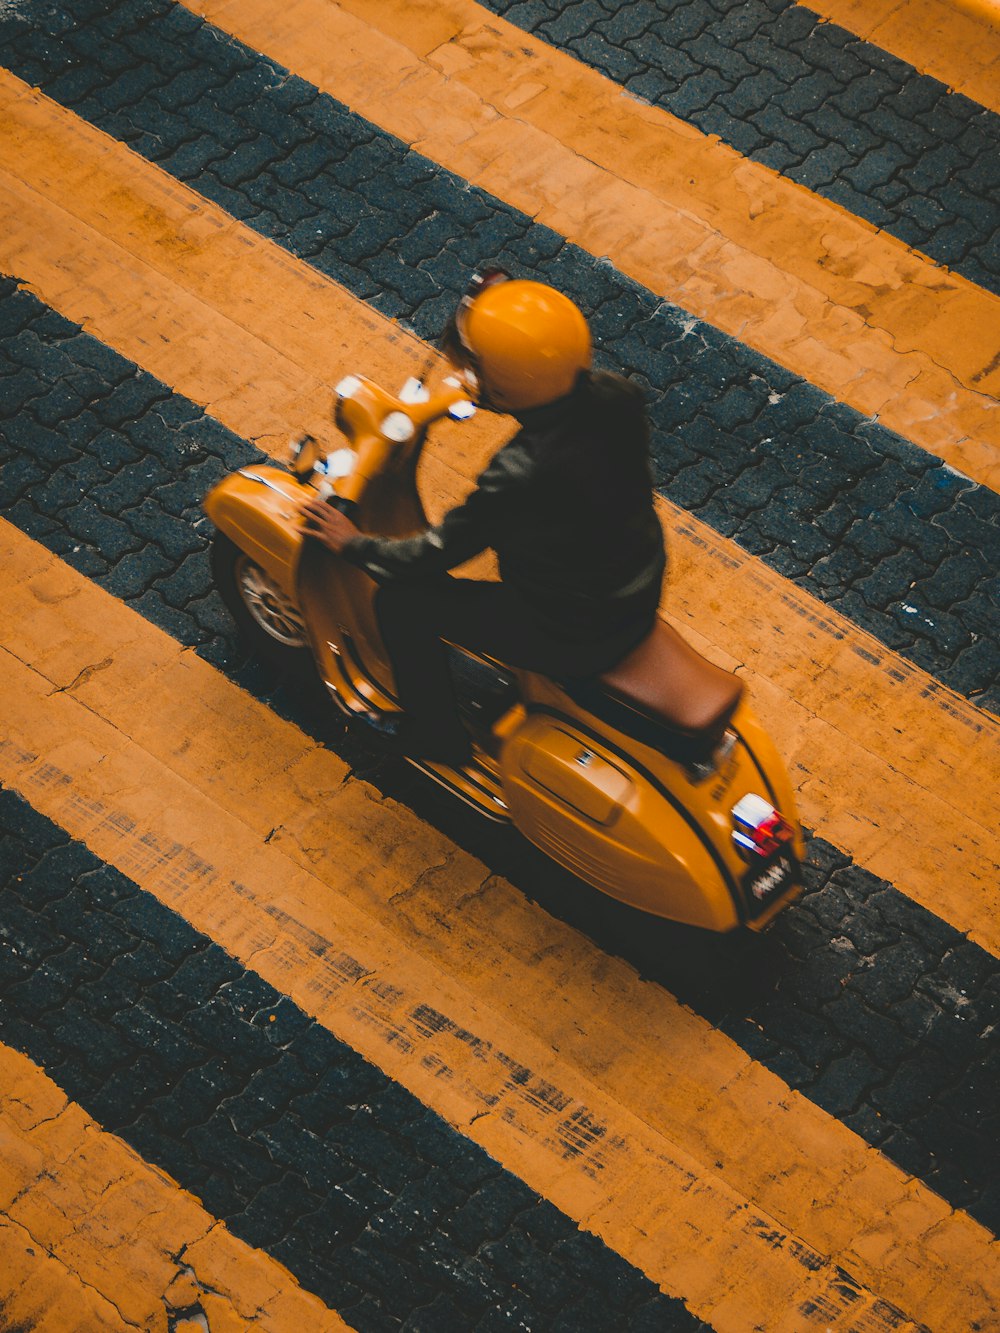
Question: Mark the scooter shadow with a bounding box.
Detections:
[230,652,797,1025]
[385,753,794,1024]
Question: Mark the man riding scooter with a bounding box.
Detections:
[209,267,804,925]
[302,268,667,769]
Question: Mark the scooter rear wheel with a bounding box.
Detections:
[211,533,312,673]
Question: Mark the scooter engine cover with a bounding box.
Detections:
[501,715,741,930]
[521,727,632,824]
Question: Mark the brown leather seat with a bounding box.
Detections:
[598,618,744,741]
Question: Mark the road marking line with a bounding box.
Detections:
[0,1043,351,1333]
[185,0,1000,485]
[804,0,1000,112]
[1,79,996,953]
[2,523,995,1332]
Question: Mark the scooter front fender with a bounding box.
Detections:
[204,466,309,598]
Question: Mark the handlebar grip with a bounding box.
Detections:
[327,494,358,519]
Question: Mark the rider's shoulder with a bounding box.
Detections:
[585,370,646,414]
[477,433,536,491]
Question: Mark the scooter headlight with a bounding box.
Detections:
[321,447,355,480]
[381,411,415,442]
[731,793,794,859]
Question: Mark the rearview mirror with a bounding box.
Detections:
[289,433,324,479]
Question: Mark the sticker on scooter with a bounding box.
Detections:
[745,853,797,906]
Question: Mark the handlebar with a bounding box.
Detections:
[325,493,358,518]
[327,373,476,506]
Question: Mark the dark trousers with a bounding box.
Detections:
[375,578,647,756]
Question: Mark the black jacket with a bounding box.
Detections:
[344,372,666,644]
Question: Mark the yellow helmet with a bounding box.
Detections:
[442,268,591,412]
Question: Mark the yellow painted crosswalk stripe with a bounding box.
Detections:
[806,0,1000,112]
[187,0,1000,487]
[3,521,996,1331]
[0,1043,351,1332]
[1,77,996,954]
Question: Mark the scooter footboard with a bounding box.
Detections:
[204,466,309,597]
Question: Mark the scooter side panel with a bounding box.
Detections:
[204,467,307,597]
[510,678,803,930]
[501,714,743,931]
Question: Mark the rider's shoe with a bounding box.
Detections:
[351,710,406,748]
[350,711,473,768]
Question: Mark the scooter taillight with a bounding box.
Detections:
[731,793,795,859]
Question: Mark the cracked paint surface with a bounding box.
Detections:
[0,528,997,1330]
[0,1045,349,1331]
[0,2,996,1328]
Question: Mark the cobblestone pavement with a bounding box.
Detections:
[1,287,998,1233]
[484,0,1000,295]
[0,0,997,708]
[0,789,704,1332]
[0,0,998,1328]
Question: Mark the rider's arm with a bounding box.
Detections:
[341,444,525,582]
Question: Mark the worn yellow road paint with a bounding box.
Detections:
[0,1044,351,1332]
[807,0,1000,112]
[3,527,996,1332]
[184,0,1000,486]
[2,79,996,954]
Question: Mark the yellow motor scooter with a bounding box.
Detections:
[205,370,804,932]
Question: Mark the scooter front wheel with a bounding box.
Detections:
[211,533,312,671]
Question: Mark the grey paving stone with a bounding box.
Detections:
[808,1050,883,1117]
[540,0,605,43]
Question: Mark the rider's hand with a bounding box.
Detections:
[301,497,361,554]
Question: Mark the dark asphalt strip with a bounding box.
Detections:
[0,788,705,1333]
[0,0,997,709]
[1,282,997,1231]
[482,0,1000,295]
